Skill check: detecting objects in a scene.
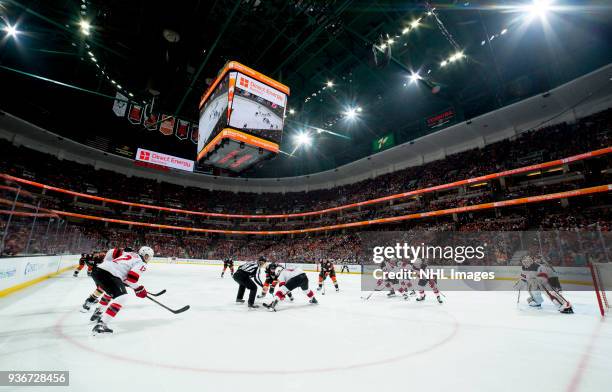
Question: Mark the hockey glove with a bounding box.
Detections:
[134,285,147,298]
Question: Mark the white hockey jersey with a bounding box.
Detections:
[103,248,123,263]
[98,251,147,287]
[277,267,305,284]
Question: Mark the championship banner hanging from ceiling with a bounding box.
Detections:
[127,104,143,124]
[144,113,159,131]
[190,123,199,144]
[159,114,176,136]
[175,119,189,140]
[112,92,128,117]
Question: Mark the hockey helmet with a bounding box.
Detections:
[521,255,534,267]
[412,257,423,268]
[138,246,154,262]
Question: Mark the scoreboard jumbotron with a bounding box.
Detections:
[196,61,290,173]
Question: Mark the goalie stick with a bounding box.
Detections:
[146,295,190,314]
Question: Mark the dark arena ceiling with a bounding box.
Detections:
[1,0,611,177]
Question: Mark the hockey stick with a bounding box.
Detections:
[517,288,521,305]
[149,289,166,297]
[146,295,190,314]
[361,291,374,300]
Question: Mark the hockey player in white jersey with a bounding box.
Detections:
[81,247,132,313]
[412,258,443,304]
[90,246,155,334]
[516,255,573,314]
[263,265,317,311]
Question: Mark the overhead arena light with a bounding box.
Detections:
[289,108,296,115]
[79,20,91,35]
[410,19,420,29]
[3,23,19,38]
[525,0,552,19]
[326,80,334,88]
[344,108,358,119]
[409,71,421,83]
[294,132,312,146]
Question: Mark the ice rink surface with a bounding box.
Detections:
[1,263,611,392]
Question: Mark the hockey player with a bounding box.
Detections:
[263,265,318,311]
[221,257,234,278]
[233,256,267,308]
[74,252,96,277]
[516,255,573,313]
[81,247,131,313]
[318,258,339,292]
[90,246,154,334]
[377,259,413,298]
[412,258,443,304]
[257,262,293,301]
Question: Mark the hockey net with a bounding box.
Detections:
[589,263,611,317]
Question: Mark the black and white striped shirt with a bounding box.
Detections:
[238,261,263,286]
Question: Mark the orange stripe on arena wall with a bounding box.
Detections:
[1,146,611,220]
[196,128,280,162]
[198,61,290,110]
[48,184,612,235]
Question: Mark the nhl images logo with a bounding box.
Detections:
[139,151,151,161]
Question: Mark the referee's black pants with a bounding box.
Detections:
[233,270,257,305]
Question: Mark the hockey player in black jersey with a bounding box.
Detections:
[318,259,339,292]
[233,256,267,308]
[74,252,97,277]
[221,257,234,278]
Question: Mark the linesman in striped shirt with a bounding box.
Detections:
[233,256,267,308]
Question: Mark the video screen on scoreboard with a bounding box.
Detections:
[197,74,230,156]
[228,71,286,145]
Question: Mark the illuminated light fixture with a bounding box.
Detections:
[345,108,357,119]
[402,27,410,35]
[128,92,134,97]
[470,182,488,188]
[111,80,116,85]
[117,85,122,89]
[356,106,362,112]
[326,80,334,87]
[409,71,421,83]
[410,19,420,29]
[481,40,486,46]
[289,108,295,115]
[3,24,19,38]
[501,28,508,35]
[387,38,394,45]
[91,57,97,62]
[526,171,542,177]
[79,20,91,35]
[379,43,387,50]
[87,51,94,57]
[525,0,552,19]
[440,60,448,67]
[449,51,465,63]
[295,132,312,146]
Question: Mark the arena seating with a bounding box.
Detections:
[1,109,611,260]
